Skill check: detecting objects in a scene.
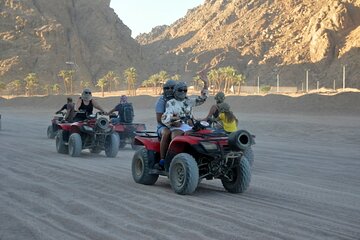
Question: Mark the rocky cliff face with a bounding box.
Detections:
[1,0,359,91]
[0,0,149,89]
[137,0,360,89]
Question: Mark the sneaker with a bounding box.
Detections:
[154,159,165,170]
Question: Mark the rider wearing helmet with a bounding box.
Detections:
[161,75,209,140]
[155,79,177,167]
[203,91,225,122]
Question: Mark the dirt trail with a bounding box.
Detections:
[0,95,360,239]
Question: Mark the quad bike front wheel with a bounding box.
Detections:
[169,153,199,195]
[105,133,119,158]
[56,130,68,154]
[132,147,159,185]
[221,156,251,193]
[69,133,82,157]
[47,125,56,139]
[131,141,142,150]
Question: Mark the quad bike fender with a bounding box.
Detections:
[133,136,160,152]
[114,123,146,132]
[134,123,146,131]
[113,124,125,132]
[57,123,81,133]
[167,136,200,154]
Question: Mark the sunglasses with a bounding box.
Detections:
[84,91,91,94]
[164,87,174,90]
[177,89,187,93]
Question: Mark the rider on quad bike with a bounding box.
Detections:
[108,95,146,150]
[55,111,119,157]
[131,118,255,195]
[55,89,119,157]
[47,97,75,139]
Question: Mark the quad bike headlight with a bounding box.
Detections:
[200,142,219,151]
[96,117,109,130]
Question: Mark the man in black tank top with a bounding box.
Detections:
[74,88,107,121]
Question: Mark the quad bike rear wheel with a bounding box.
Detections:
[169,153,199,195]
[69,133,82,157]
[56,130,68,154]
[243,147,254,167]
[221,156,251,193]
[105,133,119,158]
[47,125,56,139]
[132,147,159,185]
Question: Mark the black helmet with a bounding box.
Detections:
[163,79,177,100]
[173,82,188,101]
[214,92,225,104]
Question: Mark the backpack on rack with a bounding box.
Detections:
[119,103,134,123]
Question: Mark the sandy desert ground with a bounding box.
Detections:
[0,92,360,240]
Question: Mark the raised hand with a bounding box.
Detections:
[198,70,209,89]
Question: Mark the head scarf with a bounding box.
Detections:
[81,88,92,101]
[173,82,188,101]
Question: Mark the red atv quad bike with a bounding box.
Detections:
[47,112,65,139]
[112,122,146,150]
[55,112,119,157]
[131,119,255,195]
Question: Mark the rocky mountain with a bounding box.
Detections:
[1,0,359,92]
[0,0,149,89]
[137,0,360,89]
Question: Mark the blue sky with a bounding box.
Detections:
[110,0,204,37]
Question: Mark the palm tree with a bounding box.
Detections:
[124,67,137,96]
[24,73,39,96]
[7,80,23,95]
[43,84,50,95]
[147,74,161,94]
[208,69,220,95]
[58,70,70,94]
[233,74,246,95]
[0,81,6,96]
[192,75,202,91]
[141,79,152,93]
[52,84,61,95]
[219,66,237,93]
[171,74,181,81]
[80,80,92,90]
[96,78,108,97]
[158,70,169,92]
[103,71,119,92]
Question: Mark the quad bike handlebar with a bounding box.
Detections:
[55,111,66,116]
